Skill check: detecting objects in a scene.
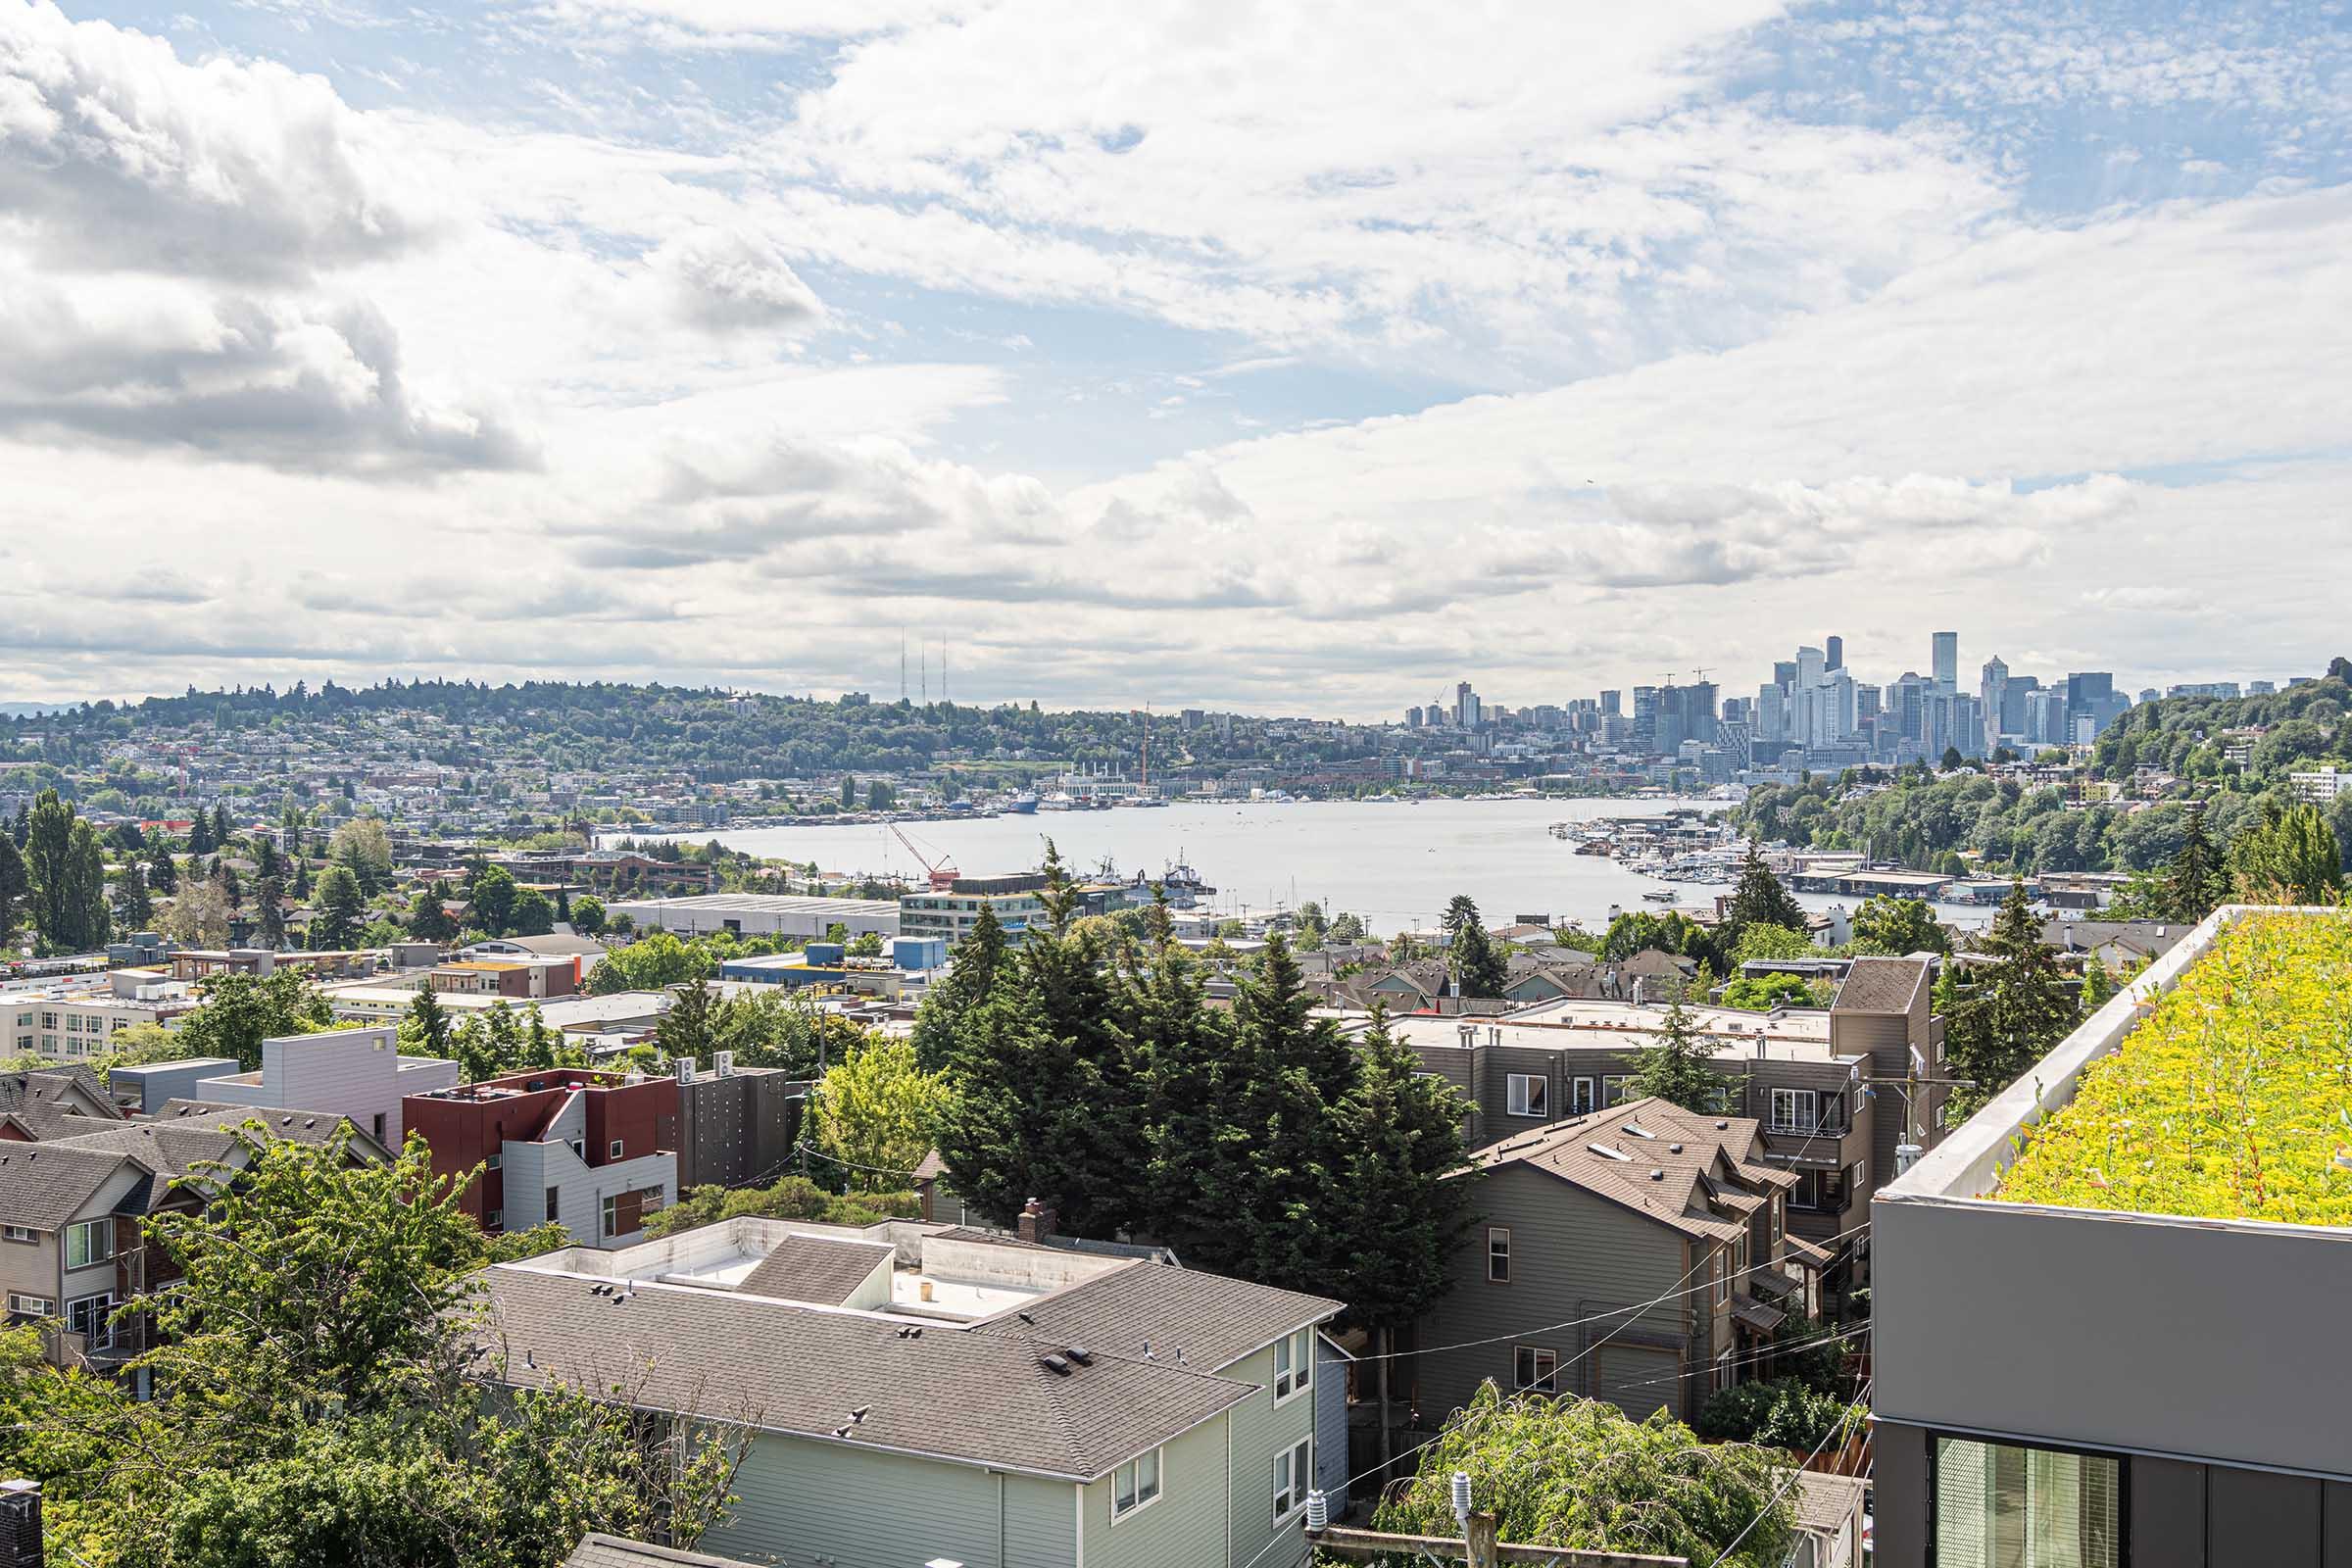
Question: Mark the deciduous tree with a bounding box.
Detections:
[810,1038,947,1191]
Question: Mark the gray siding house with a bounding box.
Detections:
[482,1217,1341,1568]
[192,1026,459,1148]
[1407,1097,1821,1429]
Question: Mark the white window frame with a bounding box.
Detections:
[1505,1072,1547,1118]
[1273,1437,1313,1522]
[1487,1226,1511,1284]
[65,1218,113,1270]
[609,1138,624,1160]
[1512,1345,1559,1395]
[1714,1245,1732,1305]
[65,1291,112,1346]
[484,1152,502,1171]
[1601,1074,1630,1107]
[6,1294,52,1318]
[2,1225,32,1244]
[600,1194,618,1239]
[1770,1087,1817,1135]
[1713,1347,1737,1393]
[1570,1075,1595,1114]
[1111,1446,1164,1522]
[1272,1327,1313,1404]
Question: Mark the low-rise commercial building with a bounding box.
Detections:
[898,873,1051,949]
[3,971,200,1062]
[605,894,899,942]
[1874,906,2352,1567]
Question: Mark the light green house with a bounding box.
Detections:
[482,1218,1341,1568]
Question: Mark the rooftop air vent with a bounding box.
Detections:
[1648,1169,1665,1181]
[1669,1143,1684,1153]
[1588,1143,1632,1162]
[1064,1348,1094,1366]
[1039,1353,1073,1377]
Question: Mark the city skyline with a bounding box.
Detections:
[3,1,2349,713]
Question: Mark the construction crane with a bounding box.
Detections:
[890,824,959,891]
[1690,666,1713,684]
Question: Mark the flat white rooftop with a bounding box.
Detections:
[1337,1002,1847,1063]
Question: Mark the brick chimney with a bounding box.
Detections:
[1016,1197,1056,1244]
[0,1480,41,1568]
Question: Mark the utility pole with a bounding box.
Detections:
[1857,1050,1976,1172]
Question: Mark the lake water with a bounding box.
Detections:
[644,798,1994,937]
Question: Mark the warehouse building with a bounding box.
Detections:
[603,894,899,942]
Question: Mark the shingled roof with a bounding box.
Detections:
[477,1267,1256,1481]
[566,1536,759,1568]
[967,1257,1339,1370]
[1463,1096,1794,1243]
[734,1233,895,1305]
[1832,956,1930,1014]
[0,1144,150,1231]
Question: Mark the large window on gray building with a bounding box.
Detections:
[1933,1436,2120,1568]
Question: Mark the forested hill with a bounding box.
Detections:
[1734,660,2352,877]
[0,679,1336,778]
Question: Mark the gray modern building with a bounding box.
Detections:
[1873,906,2352,1567]
[188,1027,459,1148]
[673,1054,802,1192]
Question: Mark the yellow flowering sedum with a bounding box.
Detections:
[1995,911,2352,1225]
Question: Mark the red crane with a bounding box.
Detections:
[890,824,960,891]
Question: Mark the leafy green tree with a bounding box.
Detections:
[2161,803,2229,923]
[10,1126,758,1566]
[846,929,884,957]
[810,1038,947,1190]
[7,800,24,848]
[1731,921,1814,965]
[2229,801,2343,906]
[1375,1382,1796,1566]
[570,894,607,936]
[160,876,232,947]
[1942,881,2079,1116]
[1696,1379,1858,1451]
[839,774,857,808]
[586,930,712,995]
[468,864,519,936]
[1722,972,1815,1011]
[328,816,395,897]
[1294,900,1329,948]
[1626,996,1727,1111]
[0,834,27,945]
[1328,909,1368,943]
[175,969,333,1070]
[1847,894,1948,956]
[312,863,368,949]
[1940,745,1967,771]
[1328,1006,1475,1465]
[646,1174,916,1240]
[508,887,556,937]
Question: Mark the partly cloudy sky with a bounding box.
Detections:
[2,0,2347,714]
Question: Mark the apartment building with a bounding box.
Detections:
[404,1067,678,1246]
[1361,956,1941,1277]
[2,971,199,1062]
[184,1027,460,1149]
[1406,1097,1827,1427]
[1874,906,2352,1567]
[897,874,1051,949]
[480,1215,1341,1568]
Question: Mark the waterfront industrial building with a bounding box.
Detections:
[603,894,900,942]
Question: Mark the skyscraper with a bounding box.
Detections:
[1825,635,1844,672]
[1980,657,2009,756]
[1454,681,1482,728]
[1599,689,1622,716]
[1932,632,1959,695]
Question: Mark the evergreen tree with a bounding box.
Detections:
[117,859,154,932]
[1626,996,1727,1112]
[211,802,232,851]
[406,987,455,1060]
[1327,1006,1476,1466]
[409,881,458,943]
[1208,932,1361,1292]
[217,859,243,912]
[0,835,25,946]
[312,864,367,949]
[1450,916,1508,999]
[1129,899,1242,1258]
[187,808,214,856]
[555,886,571,924]
[256,875,288,948]
[147,841,178,895]
[910,903,1008,1074]
[1440,893,1480,948]
[2161,803,2228,923]
[254,835,281,881]
[8,800,25,848]
[1942,881,2077,1116]
[1724,840,1807,945]
[655,977,721,1064]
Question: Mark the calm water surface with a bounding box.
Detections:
[649,798,1992,937]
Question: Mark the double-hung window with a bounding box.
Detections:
[1505,1073,1547,1118]
[1512,1346,1558,1395]
[1714,1245,1731,1306]
[1112,1446,1163,1520]
[65,1218,112,1270]
[1272,1327,1312,1402]
[1273,1438,1312,1521]
[1770,1087,1817,1135]
[1601,1074,1630,1107]
[600,1195,618,1239]
[1487,1226,1511,1284]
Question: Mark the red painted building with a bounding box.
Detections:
[403,1068,679,1246]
